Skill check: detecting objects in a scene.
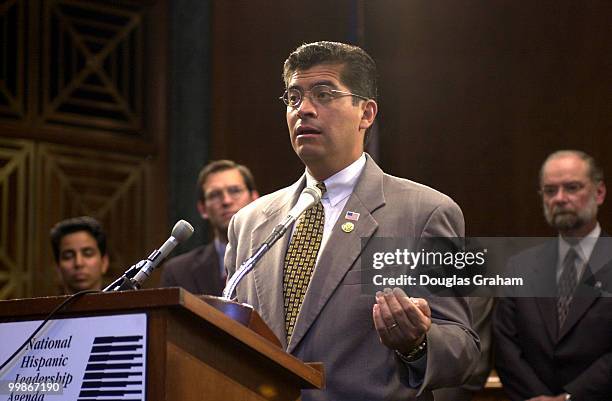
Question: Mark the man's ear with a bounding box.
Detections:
[596,181,606,206]
[197,200,208,220]
[359,99,378,130]
[250,190,260,201]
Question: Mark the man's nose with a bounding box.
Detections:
[74,253,85,268]
[221,190,234,205]
[297,95,318,118]
[551,187,569,203]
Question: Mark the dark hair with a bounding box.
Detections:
[196,160,257,201]
[50,216,107,263]
[283,41,378,104]
[540,150,605,184]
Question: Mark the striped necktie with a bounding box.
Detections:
[283,182,326,340]
[558,247,579,328]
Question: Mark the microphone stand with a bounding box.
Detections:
[222,211,302,299]
[222,185,322,300]
[223,244,270,300]
[103,260,146,292]
[103,220,194,292]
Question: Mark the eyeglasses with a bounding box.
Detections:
[280,84,369,108]
[205,186,247,204]
[539,182,586,198]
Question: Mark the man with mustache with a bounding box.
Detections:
[225,41,479,400]
[494,150,612,401]
[161,160,258,295]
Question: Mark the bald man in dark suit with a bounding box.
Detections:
[494,150,612,401]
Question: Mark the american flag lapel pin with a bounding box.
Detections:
[345,211,360,221]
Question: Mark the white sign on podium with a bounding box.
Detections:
[0,313,147,400]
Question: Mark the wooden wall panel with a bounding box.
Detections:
[0,139,35,299]
[0,0,168,298]
[35,143,152,295]
[0,0,27,122]
[40,0,145,134]
[1,0,167,154]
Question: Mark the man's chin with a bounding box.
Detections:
[219,223,231,235]
[295,143,325,161]
[551,214,580,231]
[70,282,93,292]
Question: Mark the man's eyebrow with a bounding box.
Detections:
[288,80,338,90]
[62,246,96,253]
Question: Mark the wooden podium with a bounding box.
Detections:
[0,288,324,400]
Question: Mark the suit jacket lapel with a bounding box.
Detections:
[287,158,385,353]
[251,178,305,350]
[533,241,559,342]
[193,243,222,294]
[559,235,612,340]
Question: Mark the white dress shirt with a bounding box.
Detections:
[303,153,367,260]
[556,223,601,282]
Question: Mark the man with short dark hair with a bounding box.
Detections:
[160,160,258,295]
[50,216,109,294]
[226,41,479,400]
[494,150,612,401]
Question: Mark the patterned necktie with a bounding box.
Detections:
[283,182,326,340]
[557,247,579,328]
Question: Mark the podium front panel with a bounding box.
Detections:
[0,313,147,400]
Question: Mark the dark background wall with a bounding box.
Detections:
[0,0,169,297]
[366,0,611,236]
[168,0,212,253]
[209,0,363,194]
[205,0,611,238]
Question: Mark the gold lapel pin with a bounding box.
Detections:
[341,222,354,233]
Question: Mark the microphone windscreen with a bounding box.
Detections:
[302,185,323,203]
[172,220,194,242]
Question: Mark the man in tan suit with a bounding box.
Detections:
[225,41,479,400]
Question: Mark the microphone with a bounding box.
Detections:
[222,185,323,299]
[104,220,194,292]
[262,185,322,247]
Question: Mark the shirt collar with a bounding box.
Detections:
[558,222,601,263]
[214,238,227,258]
[305,153,366,207]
